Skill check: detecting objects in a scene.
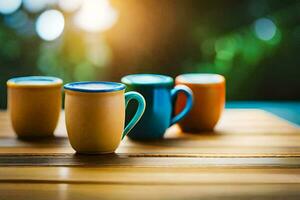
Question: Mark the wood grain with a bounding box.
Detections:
[0,109,299,157]
[1,183,300,200]
[2,155,300,167]
[2,135,300,156]
[0,109,300,199]
[1,167,300,184]
[1,109,299,139]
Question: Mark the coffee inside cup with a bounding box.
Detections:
[7,76,62,86]
[176,74,224,84]
[121,74,173,85]
[64,82,125,92]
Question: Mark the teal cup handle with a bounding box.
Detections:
[122,91,146,139]
[170,85,193,126]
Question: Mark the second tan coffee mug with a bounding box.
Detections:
[175,73,225,132]
[7,76,62,138]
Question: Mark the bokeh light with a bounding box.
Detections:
[254,18,277,41]
[0,0,298,107]
[0,0,22,15]
[74,0,118,32]
[36,9,65,41]
[23,0,46,13]
[23,0,57,13]
[58,0,82,12]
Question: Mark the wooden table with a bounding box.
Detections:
[0,109,300,199]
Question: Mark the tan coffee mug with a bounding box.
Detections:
[64,81,146,154]
[7,76,62,138]
[175,73,225,132]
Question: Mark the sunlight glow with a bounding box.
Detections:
[74,0,118,32]
[36,9,65,41]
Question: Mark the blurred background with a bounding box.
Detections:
[0,0,299,108]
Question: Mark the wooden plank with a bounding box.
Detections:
[0,109,299,200]
[1,155,300,167]
[0,109,299,156]
[0,183,300,200]
[2,134,300,156]
[1,109,299,139]
[2,147,300,156]
[0,166,300,199]
[1,167,300,184]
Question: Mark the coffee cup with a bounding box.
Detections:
[7,76,62,138]
[64,81,145,154]
[175,73,225,132]
[121,74,193,140]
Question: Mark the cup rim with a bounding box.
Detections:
[64,81,126,93]
[7,76,62,87]
[176,73,225,85]
[121,74,173,87]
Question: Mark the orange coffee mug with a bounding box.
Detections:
[7,76,62,138]
[175,73,225,132]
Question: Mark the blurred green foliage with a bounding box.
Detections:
[0,0,300,108]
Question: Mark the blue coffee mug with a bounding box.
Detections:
[121,74,193,140]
